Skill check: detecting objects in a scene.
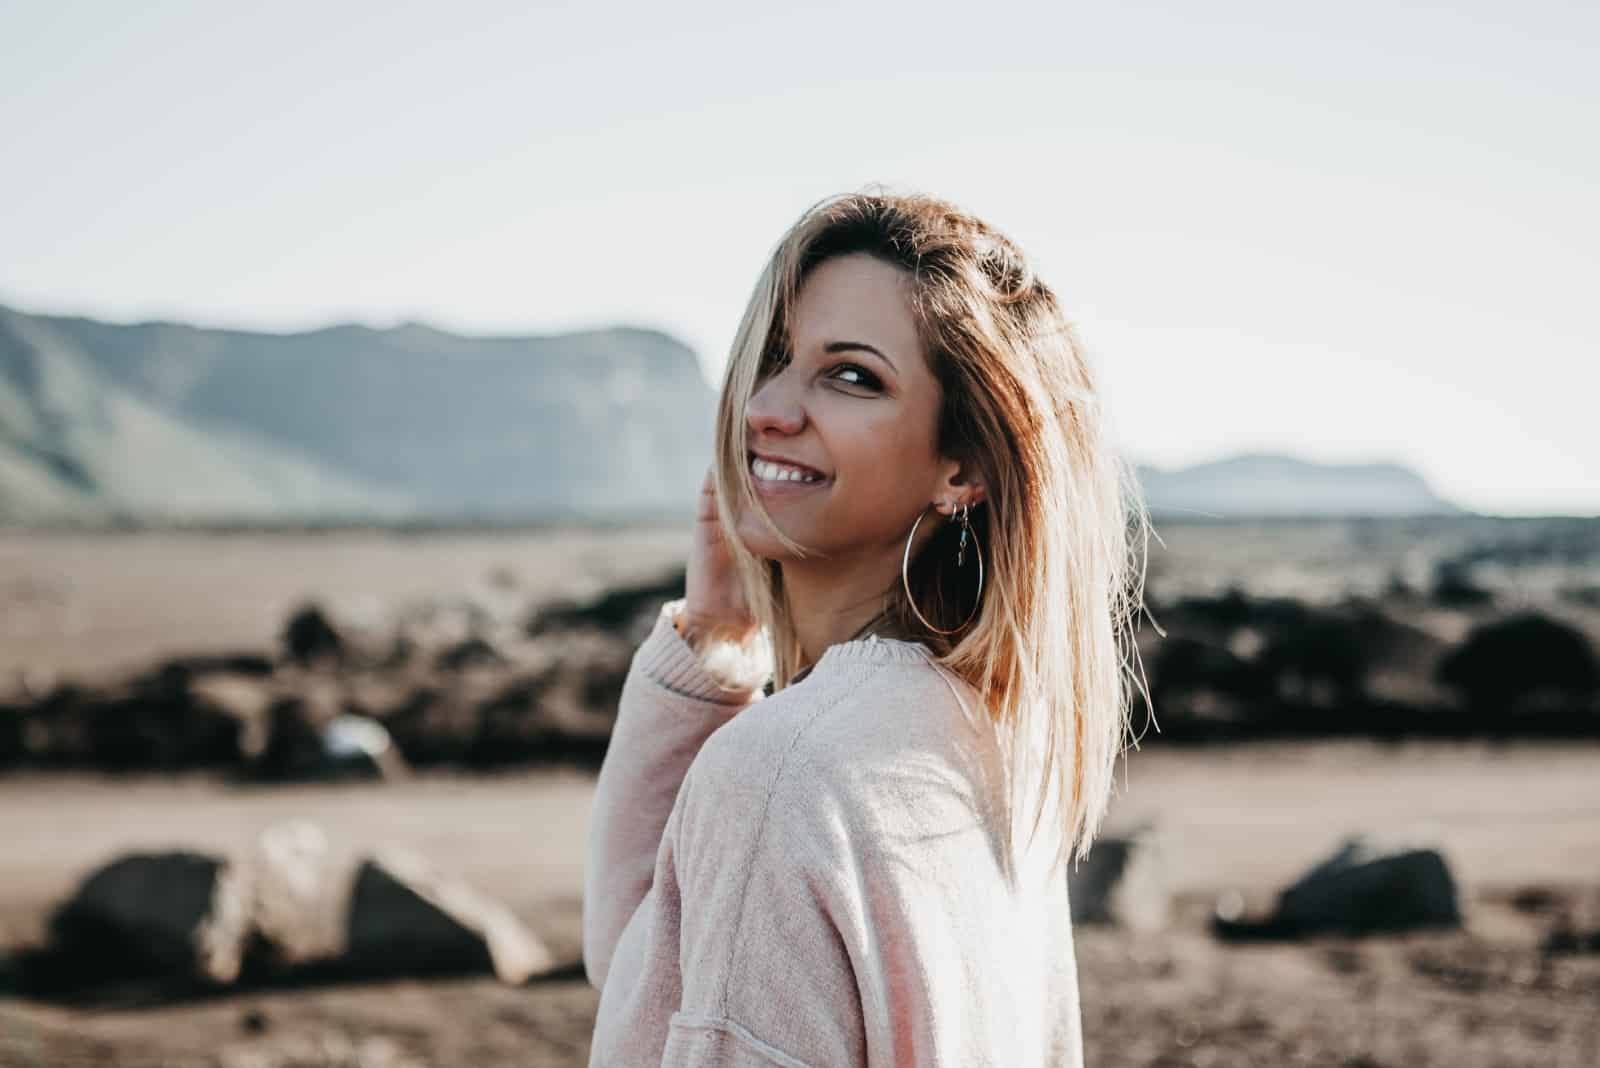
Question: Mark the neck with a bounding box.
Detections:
[781,549,908,669]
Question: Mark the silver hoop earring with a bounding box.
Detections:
[901,502,985,635]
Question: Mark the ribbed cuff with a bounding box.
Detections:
[639,598,772,704]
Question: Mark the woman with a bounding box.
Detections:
[584,189,1152,1066]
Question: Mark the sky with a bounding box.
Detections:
[1,1,1594,516]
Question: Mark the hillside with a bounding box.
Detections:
[0,305,715,522]
[0,303,1466,523]
[1137,452,1464,518]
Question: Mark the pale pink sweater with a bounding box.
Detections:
[583,598,1083,1066]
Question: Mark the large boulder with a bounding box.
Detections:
[345,848,551,983]
[1437,612,1600,713]
[241,821,550,983]
[32,851,248,990]
[20,821,552,996]
[1214,833,1462,940]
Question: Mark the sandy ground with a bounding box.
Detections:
[3,527,1598,1065]
[3,740,1598,1067]
[0,527,692,689]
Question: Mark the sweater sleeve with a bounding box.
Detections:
[581,597,770,990]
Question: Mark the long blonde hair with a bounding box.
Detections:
[711,187,1155,877]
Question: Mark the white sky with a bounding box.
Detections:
[2,0,1594,515]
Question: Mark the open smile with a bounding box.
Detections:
[750,453,831,496]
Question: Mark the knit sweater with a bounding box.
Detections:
[583,598,1083,1066]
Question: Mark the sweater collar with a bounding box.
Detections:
[799,634,935,681]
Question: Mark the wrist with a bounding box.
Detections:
[674,607,758,649]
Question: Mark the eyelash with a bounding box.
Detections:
[829,362,882,391]
[759,354,882,393]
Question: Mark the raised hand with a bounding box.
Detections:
[680,465,758,645]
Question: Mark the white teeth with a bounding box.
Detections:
[752,457,824,483]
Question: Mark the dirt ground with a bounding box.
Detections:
[2,740,1598,1067]
[0,526,693,691]
[2,527,1598,1065]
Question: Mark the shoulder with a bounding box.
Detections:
[694,648,980,783]
[685,651,1001,869]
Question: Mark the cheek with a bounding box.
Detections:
[830,423,935,510]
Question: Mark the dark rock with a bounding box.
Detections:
[149,652,276,680]
[247,700,403,783]
[525,568,685,639]
[1541,918,1600,957]
[343,850,552,983]
[1432,559,1494,606]
[1437,613,1600,714]
[282,603,344,665]
[1213,834,1462,940]
[25,681,242,771]
[436,635,510,672]
[1151,637,1273,708]
[42,852,229,987]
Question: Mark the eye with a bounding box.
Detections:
[829,363,882,391]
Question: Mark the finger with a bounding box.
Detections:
[697,465,719,521]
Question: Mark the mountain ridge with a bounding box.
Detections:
[0,302,1465,523]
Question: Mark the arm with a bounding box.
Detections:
[582,597,770,989]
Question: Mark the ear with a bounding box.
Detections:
[934,455,987,515]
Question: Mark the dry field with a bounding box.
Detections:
[2,742,1597,1067]
[0,526,693,691]
[2,526,1598,1066]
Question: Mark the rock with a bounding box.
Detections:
[1213,833,1462,940]
[436,635,511,672]
[241,821,552,984]
[44,851,240,986]
[246,821,351,969]
[320,714,408,781]
[1437,612,1600,713]
[26,823,557,995]
[1067,826,1170,931]
[282,603,344,665]
[243,684,407,782]
[525,569,685,640]
[345,847,553,983]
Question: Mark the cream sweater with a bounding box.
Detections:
[583,598,1083,1066]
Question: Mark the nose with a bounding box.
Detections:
[745,365,806,439]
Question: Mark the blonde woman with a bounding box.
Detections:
[584,189,1151,1066]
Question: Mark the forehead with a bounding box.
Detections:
[790,253,921,355]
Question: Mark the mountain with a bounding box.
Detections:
[0,304,715,523]
[1134,452,1465,518]
[0,302,1464,524]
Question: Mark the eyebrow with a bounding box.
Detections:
[823,340,897,374]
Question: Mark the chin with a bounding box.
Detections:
[733,514,808,562]
[734,526,792,562]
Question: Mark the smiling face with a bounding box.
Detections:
[735,252,959,567]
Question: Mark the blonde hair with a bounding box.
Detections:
[711,187,1155,878]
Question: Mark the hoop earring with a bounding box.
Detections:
[901,502,985,635]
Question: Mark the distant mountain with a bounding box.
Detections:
[0,304,715,523]
[0,302,1465,524]
[1135,452,1465,518]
